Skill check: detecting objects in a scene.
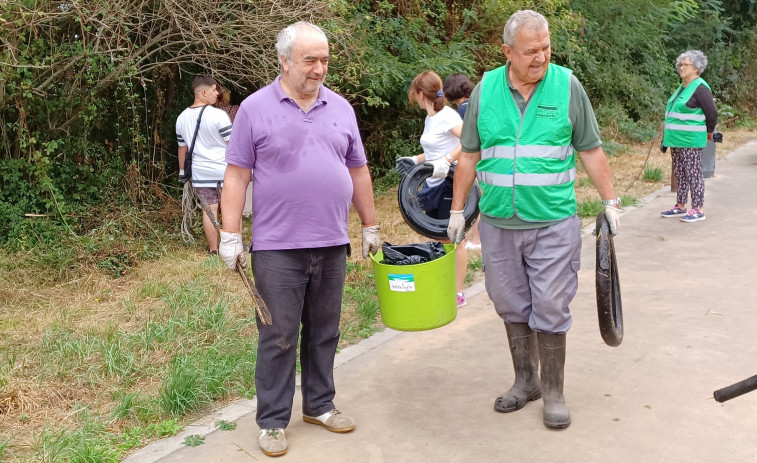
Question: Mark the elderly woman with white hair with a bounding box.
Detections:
[661,50,718,223]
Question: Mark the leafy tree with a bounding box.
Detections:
[0,0,335,247]
[1,0,756,254]
[665,0,757,113]
[328,0,580,174]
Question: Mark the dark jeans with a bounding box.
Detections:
[252,245,348,429]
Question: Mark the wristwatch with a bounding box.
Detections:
[603,197,622,206]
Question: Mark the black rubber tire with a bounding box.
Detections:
[397,163,481,240]
[595,212,623,347]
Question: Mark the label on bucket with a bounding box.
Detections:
[388,274,416,292]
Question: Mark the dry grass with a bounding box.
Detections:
[0,128,754,460]
[0,248,260,458]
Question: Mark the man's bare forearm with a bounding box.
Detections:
[221,164,251,233]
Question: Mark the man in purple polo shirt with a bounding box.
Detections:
[219,21,380,458]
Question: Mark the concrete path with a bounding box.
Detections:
[125,140,757,463]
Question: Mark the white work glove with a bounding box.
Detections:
[447,210,466,244]
[428,157,451,179]
[361,224,380,258]
[178,169,187,183]
[395,156,418,175]
[219,230,246,270]
[604,206,620,235]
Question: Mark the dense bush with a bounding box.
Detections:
[0,0,334,257]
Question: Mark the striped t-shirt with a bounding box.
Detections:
[176,106,232,187]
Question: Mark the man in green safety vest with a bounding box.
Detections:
[447,9,621,429]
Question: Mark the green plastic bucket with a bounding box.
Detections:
[370,244,457,331]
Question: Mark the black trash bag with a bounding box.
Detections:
[381,241,446,266]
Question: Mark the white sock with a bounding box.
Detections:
[315,410,332,423]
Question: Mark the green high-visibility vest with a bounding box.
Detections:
[663,78,710,148]
[477,63,576,222]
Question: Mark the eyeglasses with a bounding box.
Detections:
[679,63,691,68]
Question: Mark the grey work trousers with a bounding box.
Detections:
[251,245,348,429]
[480,215,582,334]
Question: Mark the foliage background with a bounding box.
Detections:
[1,0,756,257]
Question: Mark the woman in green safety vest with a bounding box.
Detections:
[661,50,718,223]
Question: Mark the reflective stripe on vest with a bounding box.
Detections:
[663,78,710,148]
[481,144,573,160]
[666,112,706,122]
[477,63,576,222]
[664,123,707,132]
[479,169,576,188]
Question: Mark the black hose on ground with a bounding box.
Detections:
[714,375,757,403]
[397,163,481,240]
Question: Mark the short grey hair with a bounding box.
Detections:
[503,10,549,47]
[676,50,708,75]
[275,21,328,66]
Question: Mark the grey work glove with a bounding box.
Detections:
[219,230,246,269]
[395,156,418,175]
[447,210,466,244]
[604,206,620,235]
[361,224,380,258]
[428,157,451,179]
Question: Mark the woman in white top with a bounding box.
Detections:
[403,70,469,308]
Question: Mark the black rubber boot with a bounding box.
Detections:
[538,332,571,428]
[494,323,542,413]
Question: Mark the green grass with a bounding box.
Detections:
[36,411,121,463]
[110,391,141,421]
[621,197,638,207]
[8,279,260,460]
[183,435,205,447]
[111,392,163,424]
[157,336,257,416]
[643,165,664,182]
[0,436,10,459]
[136,280,173,299]
[465,254,482,283]
[577,177,594,188]
[343,283,382,340]
[577,197,637,218]
[576,199,605,218]
[118,419,181,454]
[217,420,237,431]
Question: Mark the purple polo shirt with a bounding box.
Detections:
[226,76,367,251]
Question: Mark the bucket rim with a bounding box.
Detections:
[370,243,457,267]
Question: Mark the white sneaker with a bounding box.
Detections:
[303,409,356,433]
[259,428,287,457]
[465,242,481,250]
